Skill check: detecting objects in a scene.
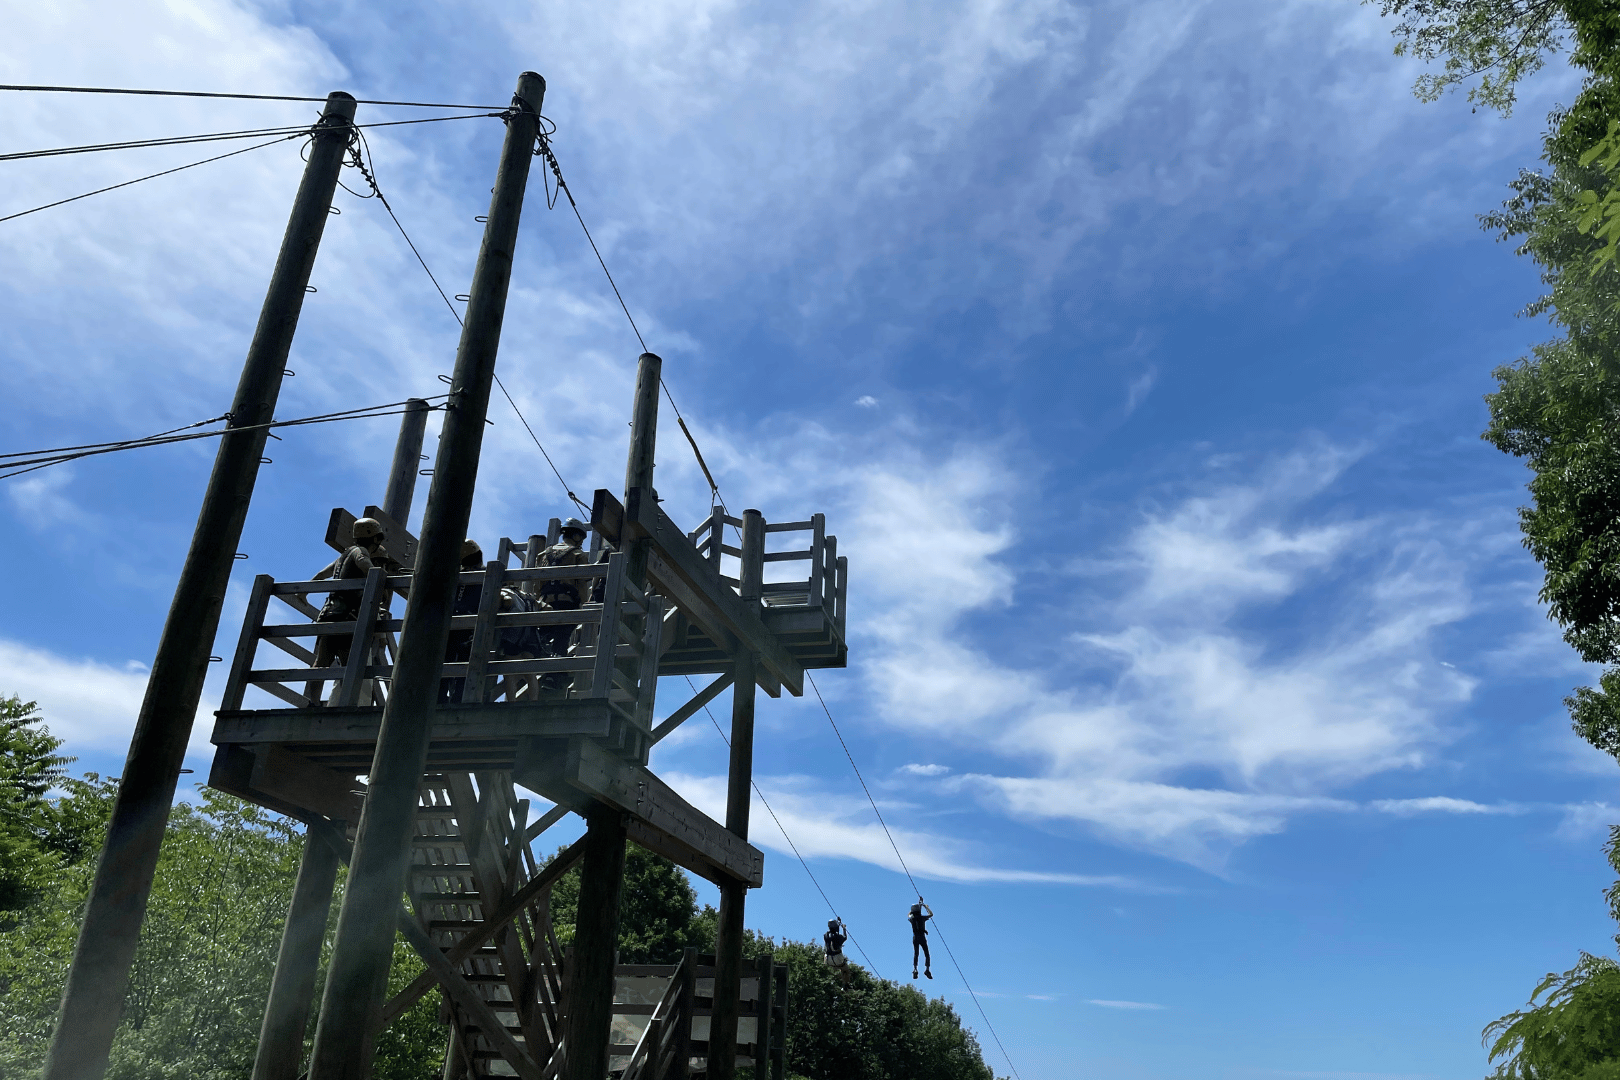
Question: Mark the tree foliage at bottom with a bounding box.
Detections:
[1485,827,1620,1079]
[0,691,999,1080]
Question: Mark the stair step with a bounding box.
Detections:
[417,891,483,903]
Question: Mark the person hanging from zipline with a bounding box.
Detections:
[908,899,934,980]
[823,918,851,988]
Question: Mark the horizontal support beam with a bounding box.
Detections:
[207,743,362,823]
[516,735,763,887]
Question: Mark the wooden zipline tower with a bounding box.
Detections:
[44,70,846,1080]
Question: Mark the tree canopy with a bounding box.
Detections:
[1368,0,1620,761]
[1368,0,1571,114]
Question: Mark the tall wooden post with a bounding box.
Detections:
[562,351,662,1080]
[251,820,343,1080]
[250,402,428,1080]
[41,90,358,1080]
[710,509,764,1080]
[383,397,431,523]
[305,71,545,1080]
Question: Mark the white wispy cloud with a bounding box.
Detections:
[833,444,1511,870]
[0,639,219,764]
[1369,797,1524,816]
[660,770,1149,888]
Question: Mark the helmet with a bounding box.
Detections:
[352,517,384,544]
[561,517,588,538]
[828,918,840,929]
[461,539,483,562]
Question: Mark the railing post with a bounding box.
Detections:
[223,575,274,711]
[834,554,848,637]
[591,554,627,699]
[335,567,386,707]
[707,509,724,580]
[671,948,696,1080]
[635,595,665,733]
[807,514,825,610]
[738,510,764,605]
[460,562,505,703]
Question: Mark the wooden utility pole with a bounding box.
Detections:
[304,71,544,1080]
[251,821,343,1080]
[250,403,428,1080]
[382,397,430,522]
[709,508,763,1080]
[562,350,662,1080]
[41,90,358,1080]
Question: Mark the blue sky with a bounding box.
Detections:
[0,0,1613,1077]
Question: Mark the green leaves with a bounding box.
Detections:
[1370,0,1569,115]
[1484,953,1620,1079]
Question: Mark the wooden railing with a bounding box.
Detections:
[687,510,847,634]
[220,552,664,730]
[617,949,695,1080]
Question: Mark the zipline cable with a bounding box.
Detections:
[681,675,882,979]
[0,83,510,109]
[806,671,1023,1080]
[807,672,922,896]
[342,127,589,515]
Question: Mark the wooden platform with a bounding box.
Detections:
[209,495,845,895]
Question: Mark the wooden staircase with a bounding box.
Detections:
[393,771,575,1078]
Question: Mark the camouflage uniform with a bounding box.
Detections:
[312,544,379,671]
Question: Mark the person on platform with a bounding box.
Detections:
[533,518,590,689]
[823,918,851,988]
[306,517,392,705]
[438,539,486,704]
[908,900,934,980]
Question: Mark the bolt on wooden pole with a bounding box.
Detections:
[304,71,545,1080]
[561,351,662,1080]
[40,90,358,1080]
[710,509,763,1080]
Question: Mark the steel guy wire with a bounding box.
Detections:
[1,113,501,164]
[806,670,1022,1080]
[0,131,301,225]
[680,674,882,979]
[342,127,589,515]
[0,398,446,481]
[0,83,510,109]
[530,131,732,521]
